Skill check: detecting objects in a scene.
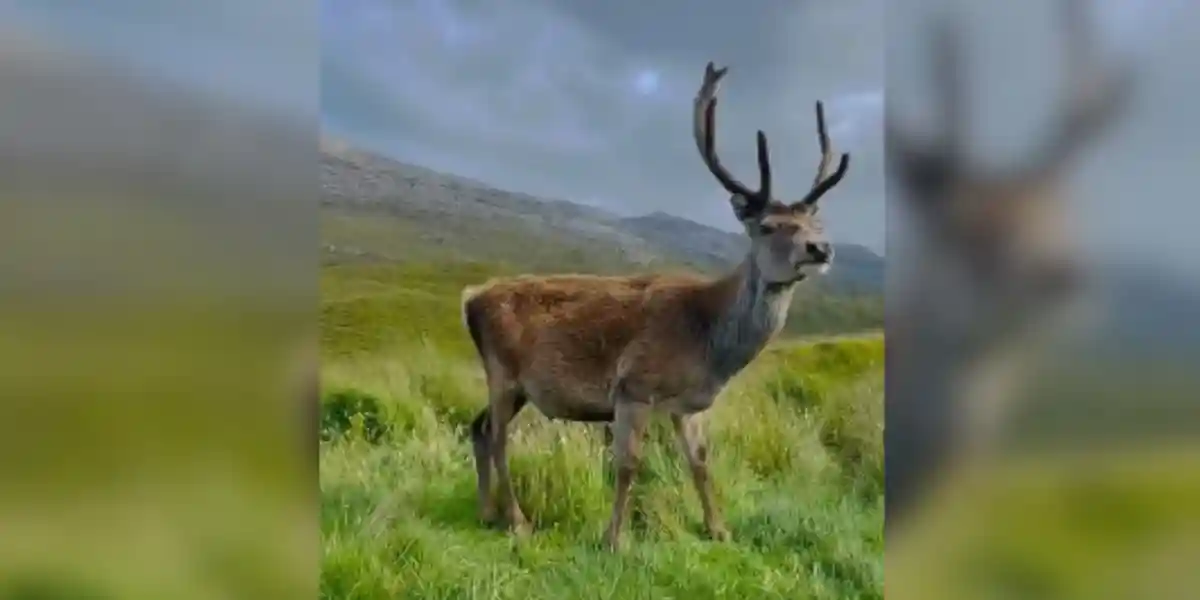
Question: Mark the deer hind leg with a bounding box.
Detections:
[490,387,529,534]
[671,412,729,541]
[602,398,651,552]
[469,407,496,525]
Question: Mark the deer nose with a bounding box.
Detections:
[806,242,833,263]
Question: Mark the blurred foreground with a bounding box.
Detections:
[886,1,1200,598]
[0,3,316,598]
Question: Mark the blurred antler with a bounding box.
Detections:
[888,0,1131,192]
[1024,0,1133,175]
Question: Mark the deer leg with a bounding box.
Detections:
[469,407,496,525]
[490,388,529,534]
[602,399,651,552]
[671,413,729,541]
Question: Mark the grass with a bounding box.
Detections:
[320,202,884,599]
[318,246,1200,600]
[320,337,883,599]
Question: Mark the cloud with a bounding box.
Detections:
[324,0,664,155]
[322,0,886,248]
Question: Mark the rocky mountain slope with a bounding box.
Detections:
[320,136,884,294]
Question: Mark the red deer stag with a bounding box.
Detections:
[885,0,1131,535]
[461,62,851,551]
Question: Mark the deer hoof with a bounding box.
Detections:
[507,517,532,538]
[479,505,498,527]
[708,524,731,542]
[602,529,623,552]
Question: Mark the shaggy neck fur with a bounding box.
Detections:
[704,259,797,385]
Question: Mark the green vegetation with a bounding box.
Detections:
[320,201,884,598]
[321,338,883,599]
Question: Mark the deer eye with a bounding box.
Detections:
[757,224,776,236]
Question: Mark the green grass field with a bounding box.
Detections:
[317,251,1200,600]
[320,257,884,599]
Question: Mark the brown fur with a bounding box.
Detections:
[464,61,852,551]
[464,270,743,419]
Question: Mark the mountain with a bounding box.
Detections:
[320,136,885,294]
[320,136,1200,352]
[1087,265,1200,355]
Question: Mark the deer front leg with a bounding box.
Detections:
[671,412,729,542]
[602,398,650,552]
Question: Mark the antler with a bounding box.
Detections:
[694,62,773,212]
[885,14,969,194]
[888,0,1130,189]
[796,100,851,207]
[1024,0,1132,175]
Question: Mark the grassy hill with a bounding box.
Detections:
[319,137,883,599]
[315,134,1200,600]
[319,136,884,360]
[320,137,884,290]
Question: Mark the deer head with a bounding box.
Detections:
[888,0,1132,346]
[694,62,851,288]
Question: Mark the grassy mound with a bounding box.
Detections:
[319,337,883,599]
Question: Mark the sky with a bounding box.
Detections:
[0,1,314,119]
[321,0,1198,264]
[320,0,886,251]
[2,1,1197,269]
[888,0,1198,272]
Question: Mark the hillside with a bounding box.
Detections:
[319,136,884,354]
[319,138,884,599]
[320,136,884,293]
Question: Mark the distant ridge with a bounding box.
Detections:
[320,135,885,294]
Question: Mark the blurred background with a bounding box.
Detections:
[886,1,1200,599]
[0,1,316,598]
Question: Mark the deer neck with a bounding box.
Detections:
[704,259,797,385]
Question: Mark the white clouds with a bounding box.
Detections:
[826,90,884,148]
[323,0,663,156]
[322,0,886,247]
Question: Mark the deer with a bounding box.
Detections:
[459,61,851,551]
[884,0,1131,538]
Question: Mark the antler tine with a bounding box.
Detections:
[933,14,966,155]
[694,62,769,207]
[798,154,850,207]
[1030,0,1132,171]
[884,13,969,197]
[756,129,773,202]
[811,101,833,190]
[798,100,851,207]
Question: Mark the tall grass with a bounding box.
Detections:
[320,338,883,599]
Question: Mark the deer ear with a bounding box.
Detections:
[794,202,820,216]
[730,193,761,221]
